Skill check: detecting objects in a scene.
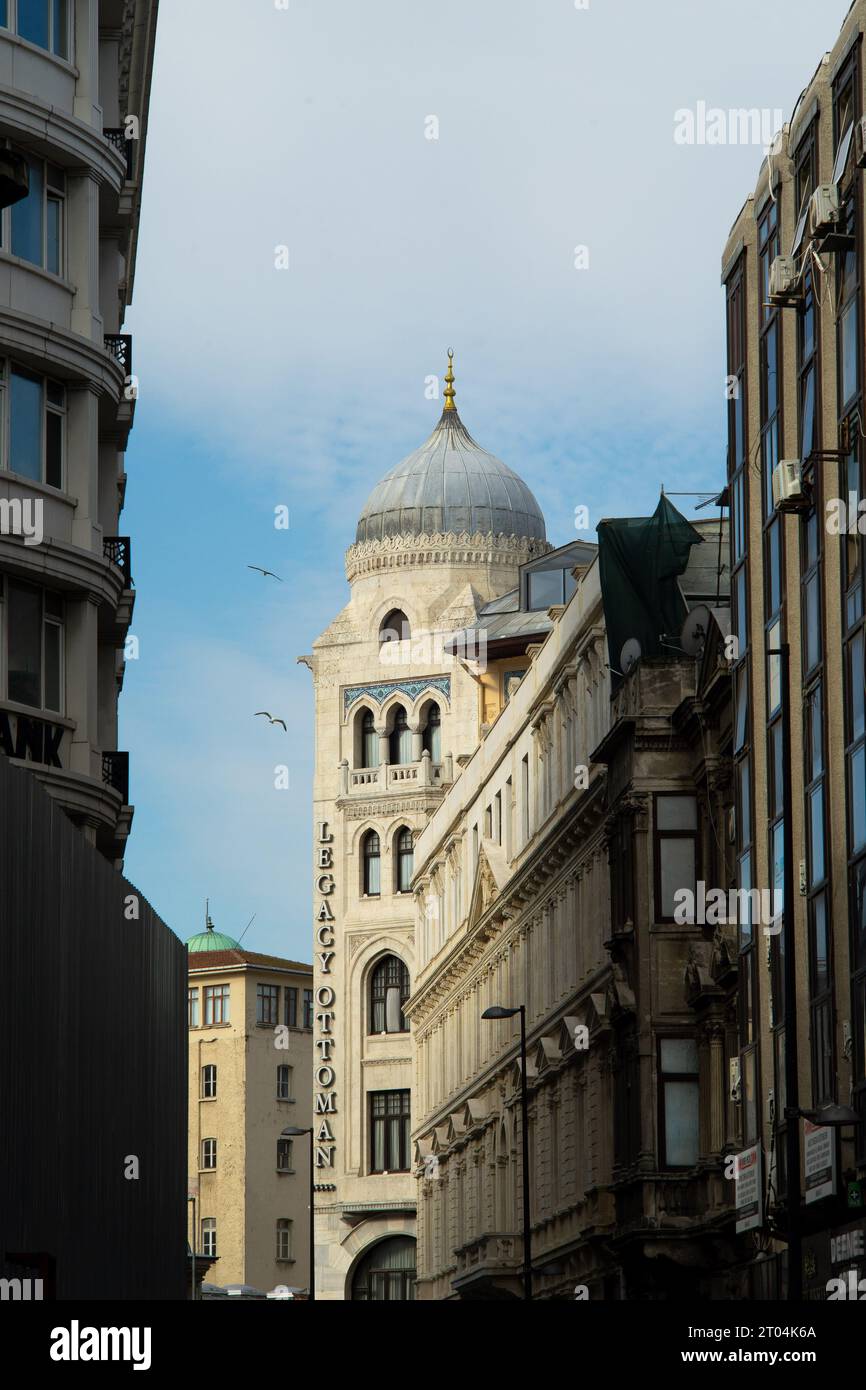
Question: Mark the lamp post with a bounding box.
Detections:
[282,1126,315,1301]
[482,1003,531,1301]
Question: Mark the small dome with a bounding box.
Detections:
[186,914,241,954]
[355,357,546,545]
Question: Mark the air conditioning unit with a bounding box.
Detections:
[855,115,866,169]
[809,182,841,240]
[772,459,809,510]
[768,255,801,304]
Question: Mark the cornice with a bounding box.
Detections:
[344,530,552,582]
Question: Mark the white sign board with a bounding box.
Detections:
[804,1121,836,1205]
[735,1144,763,1233]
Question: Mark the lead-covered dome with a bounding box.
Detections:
[355,355,547,545]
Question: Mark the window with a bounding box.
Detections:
[4,580,63,711]
[521,754,530,841]
[370,1090,411,1172]
[277,1138,293,1172]
[494,791,502,844]
[11,0,69,57]
[526,567,575,610]
[201,1138,217,1171]
[389,706,411,765]
[2,365,66,487]
[614,1022,640,1169]
[361,707,378,767]
[277,1064,293,1101]
[484,804,492,838]
[188,988,199,1028]
[608,813,635,932]
[284,986,297,1028]
[257,983,278,1025]
[396,826,413,892]
[202,1064,216,1099]
[5,159,66,272]
[504,670,527,704]
[276,1219,293,1262]
[659,1038,699,1168]
[363,829,381,896]
[379,608,410,645]
[351,1236,416,1301]
[303,989,313,1029]
[204,984,230,1025]
[505,776,513,859]
[653,794,698,921]
[370,955,410,1034]
[201,1219,216,1258]
[422,702,441,761]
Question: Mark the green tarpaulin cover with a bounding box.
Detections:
[597,495,704,684]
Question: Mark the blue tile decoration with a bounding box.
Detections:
[344,675,451,716]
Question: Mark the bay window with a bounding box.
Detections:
[3,578,63,711]
[2,159,66,274]
[2,1,70,59]
[0,363,66,487]
[658,1038,699,1168]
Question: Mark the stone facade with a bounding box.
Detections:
[187,944,313,1294]
[301,389,550,1298]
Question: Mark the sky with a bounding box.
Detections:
[121,0,852,958]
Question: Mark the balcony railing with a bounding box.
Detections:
[104,333,133,378]
[104,536,132,589]
[102,751,129,804]
[102,128,134,180]
[341,757,447,796]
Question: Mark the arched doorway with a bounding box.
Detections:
[350,1236,416,1301]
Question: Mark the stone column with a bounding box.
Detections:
[65,592,100,780]
[67,384,101,553]
[67,170,103,342]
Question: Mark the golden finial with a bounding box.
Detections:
[443,347,456,412]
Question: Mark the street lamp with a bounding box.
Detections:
[482,1003,531,1301]
[282,1126,314,1301]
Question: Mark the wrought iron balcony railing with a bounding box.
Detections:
[102,751,129,804]
[102,128,134,180]
[104,333,133,379]
[103,536,132,589]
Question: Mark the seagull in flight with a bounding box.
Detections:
[255,712,287,731]
[247,565,283,581]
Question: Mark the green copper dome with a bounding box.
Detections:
[186,914,241,954]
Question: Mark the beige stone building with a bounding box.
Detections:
[409,506,736,1299]
[720,0,866,1298]
[300,357,553,1299]
[186,918,313,1294]
[0,0,157,869]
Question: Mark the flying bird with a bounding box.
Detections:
[255,712,287,731]
[247,565,283,581]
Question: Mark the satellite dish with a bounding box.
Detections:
[620,638,642,675]
[680,604,712,657]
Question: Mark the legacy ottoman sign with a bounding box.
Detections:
[314,820,337,1166]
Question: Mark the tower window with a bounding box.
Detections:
[371,955,410,1034]
[389,706,411,764]
[363,830,381,896]
[396,826,414,893]
[379,609,410,645]
[422,702,441,762]
[361,708,378,767]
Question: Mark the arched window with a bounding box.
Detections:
[370,954,410,1033]
[389,706,412,764]
[422,702,441,762]
[351,1236,416,1301]
[379,609,410,646]
[361,708,378,768]
[396,826,414,893]
[363,830,381,896]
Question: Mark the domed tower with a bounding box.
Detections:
[300,355,549,1301]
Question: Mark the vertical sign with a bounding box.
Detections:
[314,821,337,1167]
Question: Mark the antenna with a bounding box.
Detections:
[680,604,712,657]
[620,638,642,675]
[236,913,256,946]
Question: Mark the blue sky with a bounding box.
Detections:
[120,0,850,957]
